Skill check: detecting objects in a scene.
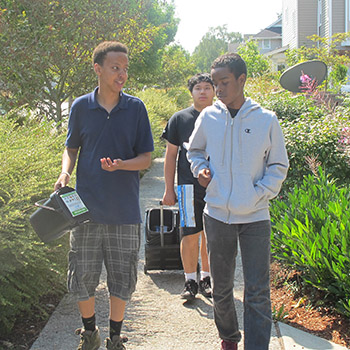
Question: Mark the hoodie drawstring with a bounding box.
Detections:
[221,110,229,166]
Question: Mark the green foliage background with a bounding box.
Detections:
[0,116,68,335]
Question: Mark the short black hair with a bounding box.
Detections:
[92,41,128,66]
[187,73,214,93]
[211,53,247,79]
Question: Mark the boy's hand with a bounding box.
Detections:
[100,157,124,172]
[54,173,70,191]
[162,190,177,206]
[198,168,212,188]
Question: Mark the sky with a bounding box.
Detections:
[172,0,282,53]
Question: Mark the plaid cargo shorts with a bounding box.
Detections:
[67,223,140,301]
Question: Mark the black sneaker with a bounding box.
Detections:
[199,276,212,297]
[181,279,198,300]
[105,335,128,350]
[75,327,101,350]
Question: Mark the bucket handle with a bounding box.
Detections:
[34,199,57,212]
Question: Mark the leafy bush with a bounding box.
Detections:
[262,92,327,121]
[270,169,350,316]
[0,117,68,336]
[166,86,192,110]
[136,88,180,122]
[247,81,350,189]
[280,111,350,190]
[136,88,184,158]
[329,64,348,90]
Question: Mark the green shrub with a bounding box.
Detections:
[0,117,68,336]
[136,88,180,122]
[329,63,348,89]
[136,88,183,158]
[166,86,192,110]
[270,169,350,316]
[262,92,327,121]
[281,113,350,190]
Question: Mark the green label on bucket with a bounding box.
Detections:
[60,191,89,217]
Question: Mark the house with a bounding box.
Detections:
[282,0,350,87]
[228,17,284,70]
[246,17,283,55]
[228,18,282,55]
[282,0,350,50]
[282,0,318,49]
[229,0,350,72]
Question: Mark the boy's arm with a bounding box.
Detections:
[162,142,178,206]
[100,152,152,172]
[255,116,289,199]
[187,115,209,178]
[54,147,79,190]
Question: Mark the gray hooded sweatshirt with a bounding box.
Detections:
[187,98,289,224]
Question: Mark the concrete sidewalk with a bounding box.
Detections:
[30,158,348,350]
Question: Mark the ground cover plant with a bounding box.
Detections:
[270,169,350,317]
[0,115,68,336]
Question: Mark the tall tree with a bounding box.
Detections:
[129,0,179,88]
[192,25,242,72]
[157,44,196,90]
[237,40,270,77]
[0,0,171,124]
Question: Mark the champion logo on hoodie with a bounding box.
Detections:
[245,128,252,134]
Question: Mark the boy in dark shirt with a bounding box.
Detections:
[161,73,215,300]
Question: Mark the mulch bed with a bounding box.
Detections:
[270,260,350,348]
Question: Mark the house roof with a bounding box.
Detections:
[253,28,282,39]
[267,26,282,35]
[264,45,289,57]
[243,16,282,40]
[266,17,282,30]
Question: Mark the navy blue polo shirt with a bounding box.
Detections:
[66,87,154,224]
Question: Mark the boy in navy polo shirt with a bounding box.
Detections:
[54,41,154,350]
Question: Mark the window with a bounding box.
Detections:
[262,39,271,49]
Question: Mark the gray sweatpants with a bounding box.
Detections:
[203,214,272,350]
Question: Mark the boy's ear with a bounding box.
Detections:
[94,63,101,76]
[238,73,247,86]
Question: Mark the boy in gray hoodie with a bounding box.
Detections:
[187,53,289,350]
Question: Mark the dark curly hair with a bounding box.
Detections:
[187,73,214,93]
[211,53,247,79]
[92,41,128,66]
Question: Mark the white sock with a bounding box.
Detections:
[200,271,210,280]
[184,272,197,281]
